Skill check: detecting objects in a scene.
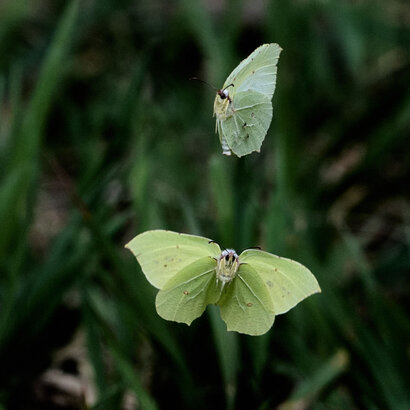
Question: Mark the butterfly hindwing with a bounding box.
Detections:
[156,257,219,325]
[218,263,275,336]
[220,91,272,157]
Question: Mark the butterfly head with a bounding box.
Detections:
[216,84,234,102]
[216,249,239,285]
[217,89,229,100]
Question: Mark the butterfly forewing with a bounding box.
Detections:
[224,43,282,99]
[218,264,275,336]
[125,230,221,289]
[156,257,220,325]
[239,250,321,315]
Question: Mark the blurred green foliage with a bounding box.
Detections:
[0,0,409,408]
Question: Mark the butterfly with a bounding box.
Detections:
[213,43,282,157]
[126,230,320,336]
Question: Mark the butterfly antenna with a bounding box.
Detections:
[189,77,218,91]
[223,83,234,91]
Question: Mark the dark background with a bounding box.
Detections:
[0,0,409,408]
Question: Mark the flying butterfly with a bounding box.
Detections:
[125,229,320,336]
[213,43,282,157]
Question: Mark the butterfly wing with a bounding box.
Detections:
[125,230,221,289]
[220,90,272,157]
[239,250,321,315]
[224,43,282,100]
[156,257,219,325]
[218,264,275,336]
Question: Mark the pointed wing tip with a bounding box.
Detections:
[231,148,261,158]
[123,233,143,250]
[312,277,322,294]
[124,238,136,251]
[260,43,282,52]
[301,284,322,300]
[157,312,194,326]
[124,229,170,253]
[175,318,194,326]
[226,326,271,336]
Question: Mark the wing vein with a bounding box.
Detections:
[237,273,269,311]
[235,102,266,111]
[256,260,313,293]
[233,112,241,136]
[168,268,215,288]
[253,63,276,71]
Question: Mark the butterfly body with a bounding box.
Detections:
[216,249,239,286]
[126,230,320,336]
[213,92,232,120]
[213,43,282,157]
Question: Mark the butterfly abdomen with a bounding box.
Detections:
[221,136,231,156]
[214,97,235,155]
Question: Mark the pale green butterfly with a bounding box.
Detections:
[125,230,320,336]
[213,43,282,157]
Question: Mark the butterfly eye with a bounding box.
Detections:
[225,254,230,261]
[218,91,226,100]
